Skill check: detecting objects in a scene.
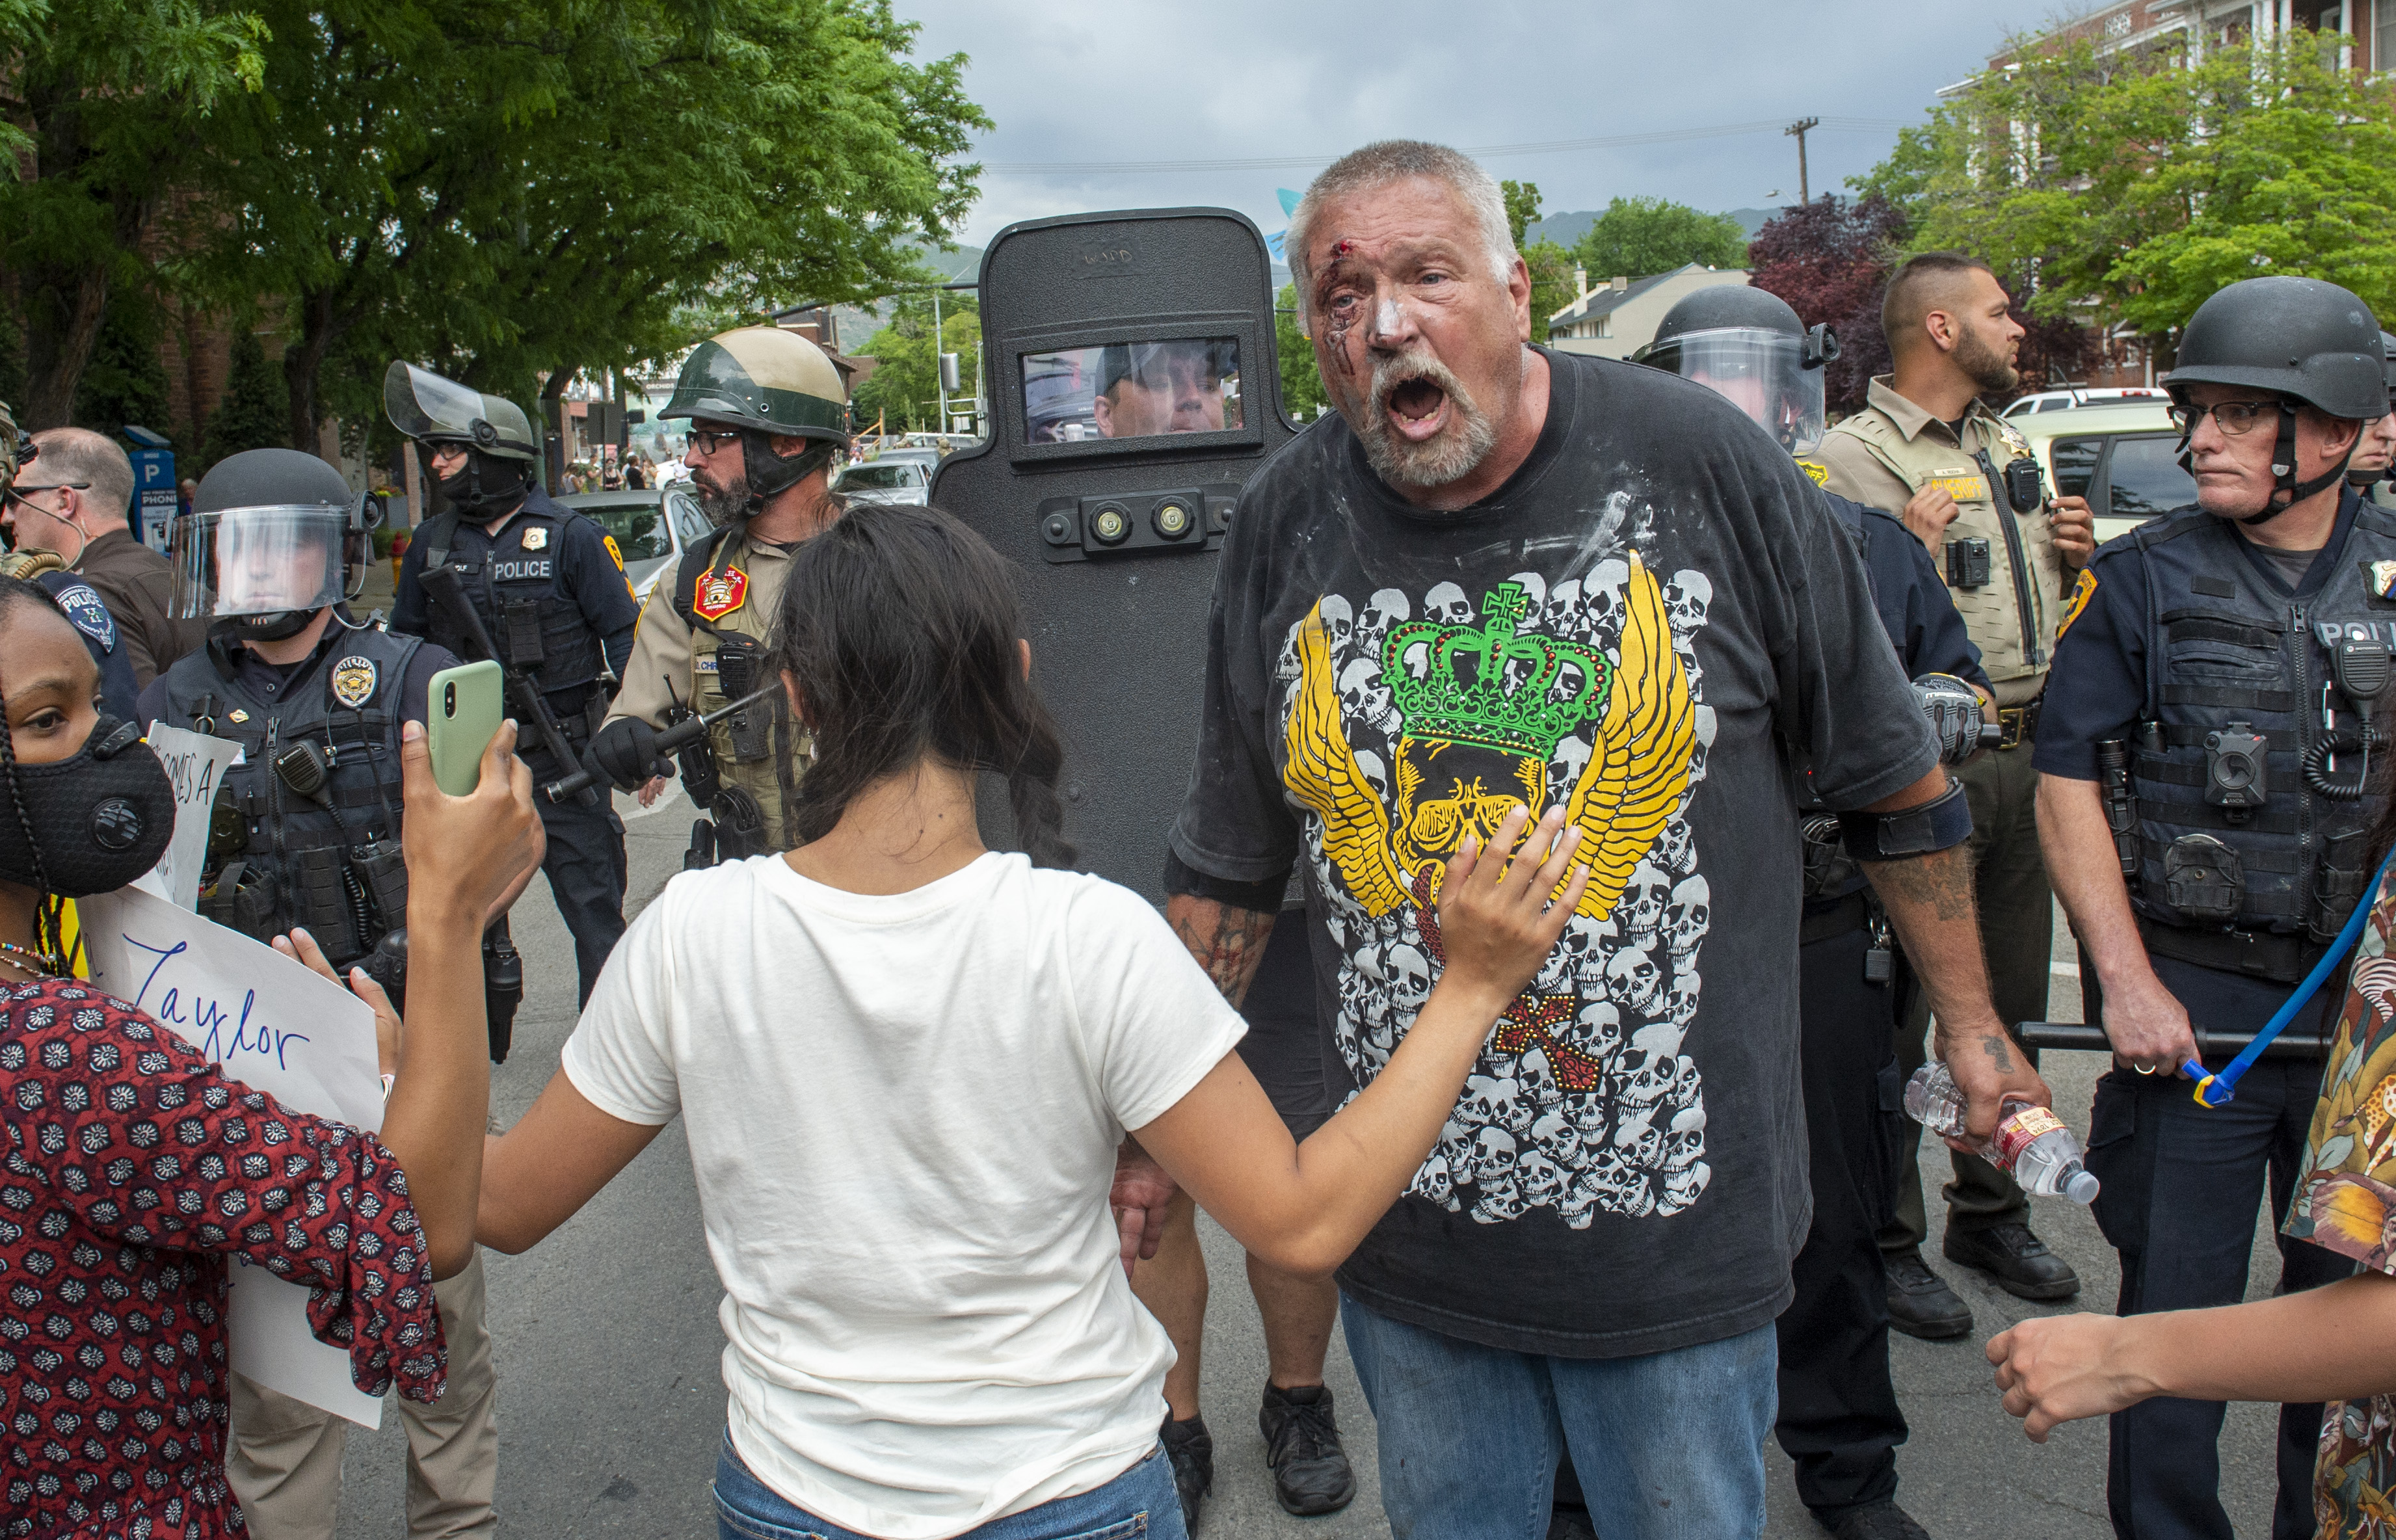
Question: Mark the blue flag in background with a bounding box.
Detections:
[1267,187,1301,263]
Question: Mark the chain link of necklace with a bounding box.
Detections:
[0,938,62,980]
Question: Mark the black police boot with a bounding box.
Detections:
[1944,1222,2081,1302]
[1884,1248,1973,1340]
[1258,1383,1357,1517]
[1824,1499,1933,1539]
[1159,1413,1212,1534]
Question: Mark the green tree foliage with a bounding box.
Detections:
[70,297,174,446]
[1524,243,1578,340]
[1274,284,1329,422]
[199,329,289,469]
[0,0,267,427]
[1500,180,1542,248]
[1571,197,1749,283]
[1856,33,2396,349]
[850,283,981,434]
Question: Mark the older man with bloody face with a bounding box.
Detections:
[1145,140,2049,1539]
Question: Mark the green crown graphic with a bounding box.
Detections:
[1379,583,1610,760]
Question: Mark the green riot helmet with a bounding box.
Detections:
[384,360,540,516]
[660,326,849,519]
[2161,276,2384,524]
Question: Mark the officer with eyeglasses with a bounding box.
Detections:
[2033,275,2389,1539]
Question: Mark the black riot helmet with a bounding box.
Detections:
[170,449,377,643]
[384,361,540,516]
[2161,276,2385,524]
[659,326,850,519]
[1632,285,1838,454]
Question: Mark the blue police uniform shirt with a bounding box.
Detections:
[388,490,640,690]
[1828,490,1991,689]
[40,573,141,722]
[2034,486,2367,1039]
[135,613,460,731]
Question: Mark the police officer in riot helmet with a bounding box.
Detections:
[2035,275,2391,1533]
[143,447,509,1533]
[584,326,848,864]
[1641,284,1993,1540]
[386,361,641,1005]
[2347,328,2396,510]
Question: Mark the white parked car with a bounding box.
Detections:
[555,485,713,605]
[2002,386,2168,418]
[833,458,933,505]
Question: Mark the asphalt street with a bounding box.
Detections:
[314,784,2296,1539]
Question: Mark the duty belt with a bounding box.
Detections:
[2136,912,2326,983]
[1997,697,2042,751]
[1799,891,1870,946]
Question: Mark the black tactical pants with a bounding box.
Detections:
[1775,914,1911,1523]
[529,750,628,1006]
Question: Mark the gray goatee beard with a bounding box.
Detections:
[1346,351,1500,490]
[691,471,750,527]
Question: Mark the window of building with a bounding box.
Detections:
[2377,0,2396,70]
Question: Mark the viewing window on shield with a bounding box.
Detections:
[1022,339,1242,443]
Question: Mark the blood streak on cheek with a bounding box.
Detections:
[1316,261,1359,377]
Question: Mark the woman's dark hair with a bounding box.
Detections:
[767,503,1077,868]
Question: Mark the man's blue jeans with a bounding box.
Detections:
[711,1433,1186,1540]
[1340,1294,1777,1539]
[2084,1059,2352,1540]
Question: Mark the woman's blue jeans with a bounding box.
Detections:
[711,1433,1188,1540]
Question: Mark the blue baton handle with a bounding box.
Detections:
[2184,844,2396,1108]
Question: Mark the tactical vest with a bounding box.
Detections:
[160,627,421,966]
[419,494,607,705]
[2124,501,2396,981]
[1825,404,2063,691]
[672,527,811,851]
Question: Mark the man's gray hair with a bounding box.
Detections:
[1285,140,1519,306]
[27,428,133,527]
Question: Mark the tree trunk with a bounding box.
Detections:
[284,289,339,464]
[20,264,108,429]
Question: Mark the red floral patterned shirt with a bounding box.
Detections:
[0,977,446,1538]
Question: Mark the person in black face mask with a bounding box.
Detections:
[385,361,641,1005]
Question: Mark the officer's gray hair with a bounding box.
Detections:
[27,429,133,527]
[1285,141,1519,317]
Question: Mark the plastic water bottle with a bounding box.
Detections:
[1903,1061,2101,1204]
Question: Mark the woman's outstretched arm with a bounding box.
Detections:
[477,1069,665,1253]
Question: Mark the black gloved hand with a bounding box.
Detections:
[586,715,672,792]
[1911,673,2000,765]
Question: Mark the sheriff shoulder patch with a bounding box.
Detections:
[1795,457,1831,488]
[693,566,748,622]
[2058,568,2098,640]
[52,582,114,651]
[331,654,379,709]
[603,534,626,572]
[521,525,550,551]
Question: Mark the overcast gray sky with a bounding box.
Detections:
[899,0,2078,250]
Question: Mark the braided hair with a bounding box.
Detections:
[766,503,1078,868]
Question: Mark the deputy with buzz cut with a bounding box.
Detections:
[585,326,848,862]
[1813,250,2096,1339]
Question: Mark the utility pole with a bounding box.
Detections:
[1785,116,1820,204]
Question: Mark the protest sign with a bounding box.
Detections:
[81,884,388,1426]
[135,722,241,910]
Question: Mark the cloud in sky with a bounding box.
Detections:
[899,0,2070,250]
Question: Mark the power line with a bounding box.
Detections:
[972,117,1910,176]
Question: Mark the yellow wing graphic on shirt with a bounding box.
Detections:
[1562,552,1697,920]
[1282,603,1410,918]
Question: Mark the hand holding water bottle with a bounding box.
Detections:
[1905,1061,2100,1204]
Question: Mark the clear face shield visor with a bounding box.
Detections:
[168,505,353,620]
[1647,328,1830,455]
[384,359,489,445]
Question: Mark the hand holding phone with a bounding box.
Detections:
[427,660,506,795]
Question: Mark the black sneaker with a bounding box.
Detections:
[1884,1249,1973,1340]
[1258,1383,1357,1516]
[1944,1223,2081,1303]
[1825,1498,1933,1539]
[1160,1413,1212,1534]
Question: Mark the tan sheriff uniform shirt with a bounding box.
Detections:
[1813,376,2070,708]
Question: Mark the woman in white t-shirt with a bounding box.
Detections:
[473,505,1588,1540]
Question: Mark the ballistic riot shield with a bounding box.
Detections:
[934,208,1299,901]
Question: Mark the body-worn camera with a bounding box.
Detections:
[2203,720,2270,819]
[1945,537,1992,589]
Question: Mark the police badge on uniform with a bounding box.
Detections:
[331,654,379,708]
[2373,560,2396,601]
[693,566,748,621]
[522,525,549,550]
[52,582,115,652]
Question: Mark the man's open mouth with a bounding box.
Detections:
[1386,375,1450,442]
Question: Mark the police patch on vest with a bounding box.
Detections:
[693,567,748,622]
[1924,468,1991,503]
[330,654,379,709]
[53,582,114,651]
[2371,560,2396,600]
[522,525,549,551]
[1795,457,1831,488]
[2058,568,2097,639]
[490,558,554,582]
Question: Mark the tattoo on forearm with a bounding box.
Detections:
[1173,905,1276,1006]
[1862,845,1977,923]
[1981,1033,2014,1072]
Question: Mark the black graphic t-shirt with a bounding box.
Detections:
[1169,348,1938,1357]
